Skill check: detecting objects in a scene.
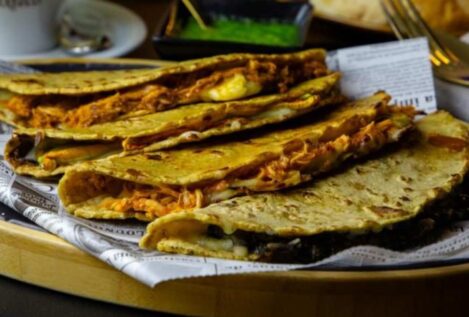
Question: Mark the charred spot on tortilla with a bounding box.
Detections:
[144,153,163,160]
[368,206,410,218]
[11,79,44,85]
[126,168,146,178]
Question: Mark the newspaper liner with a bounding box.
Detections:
[2,38,469,288]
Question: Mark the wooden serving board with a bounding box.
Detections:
[1,58,468,316]
[1,219,469,317]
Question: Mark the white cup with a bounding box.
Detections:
[0,0,63,55]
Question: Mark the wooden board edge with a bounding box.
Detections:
[3,219,469,283]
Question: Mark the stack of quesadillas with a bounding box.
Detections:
[5,73,343,177]
[2,50,347,177]
[57,92,415,221]
[1,49,468,263]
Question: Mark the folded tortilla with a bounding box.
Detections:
[139,111,469,262]
[0,49,328,129]
[58,92,416,221]
[0,90,14,126]
[5,73,343,178]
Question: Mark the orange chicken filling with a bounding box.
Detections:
[7,60,327,128]
[90,118,403,220]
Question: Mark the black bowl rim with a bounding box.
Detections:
[153,0,313,51]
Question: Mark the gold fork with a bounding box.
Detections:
[380,0,469,87]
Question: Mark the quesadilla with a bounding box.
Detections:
[0,49,328,129]
[139,111,469,262]
[0,90,14,126]
[58,92,416,221]
[5,73,343,178]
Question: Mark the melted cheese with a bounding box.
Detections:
[201,73,262,102]
[250,107,296,120]
[195,236,234,251]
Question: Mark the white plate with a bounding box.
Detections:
[462,32,469,44]
[0,0,147,61]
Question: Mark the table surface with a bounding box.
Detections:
[0,2,423,317]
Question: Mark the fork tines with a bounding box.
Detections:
[380,0,460,67]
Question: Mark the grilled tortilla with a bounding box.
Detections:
[5,73,343,178]
[0,49,328,129]
[139,111,469,262]
[0,90,14,126]
[58,92,416,221]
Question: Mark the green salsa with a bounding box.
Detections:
[178,16,300,47]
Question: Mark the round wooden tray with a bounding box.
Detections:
[1,220,469,317]
[2,58,468,316]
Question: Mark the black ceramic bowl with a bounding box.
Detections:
[153,0,313,60]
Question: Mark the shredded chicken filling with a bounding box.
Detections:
[7,60,327,128]
[90,118,400,219]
